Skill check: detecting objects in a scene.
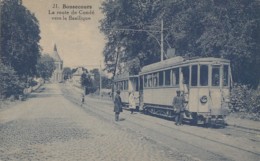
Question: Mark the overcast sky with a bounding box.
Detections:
[23,0,106,69]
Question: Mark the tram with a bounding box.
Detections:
[114,56,232,126]
[140,56,231,126]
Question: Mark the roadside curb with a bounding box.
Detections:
[226,122,260,132]
[226,116,260,132]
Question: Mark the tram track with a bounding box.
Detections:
[61,89,230,160]
[61,86,260,161]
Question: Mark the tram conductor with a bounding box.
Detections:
[172,90,185,125]
[114,90,123,121]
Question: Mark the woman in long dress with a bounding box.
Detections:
[129,91,136,114]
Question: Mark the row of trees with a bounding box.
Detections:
[0,0,55,98]
[100,0,260,88]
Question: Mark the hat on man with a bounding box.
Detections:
[116,90,120,94]
[176,89,181,93]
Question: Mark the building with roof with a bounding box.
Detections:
[50,44,63,83]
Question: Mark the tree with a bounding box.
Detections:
[102,76,113,89]
[36,54,55,81]
[63,67,72,80]
[90,68,113,89]
[80,72,96,94]
[0,62,24,98]
[90,68,100,88]
[100,0,260,88]
[0,0,40,78]
[100,0,162,76]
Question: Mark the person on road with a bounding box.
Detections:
[172,90,185,125]
[114,90,123,121]
[81,93,85,106]
[129,91,136,114]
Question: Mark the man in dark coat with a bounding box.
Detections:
[114,90,123,121]
[173,90,185,125]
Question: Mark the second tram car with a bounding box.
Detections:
[114,72,140,110]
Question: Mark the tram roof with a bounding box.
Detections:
[140,56,230,74]
[114,72,138,81]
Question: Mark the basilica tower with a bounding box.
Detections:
[51,44,63,83]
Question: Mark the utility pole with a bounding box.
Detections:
[99,60,102,99]
[160,19,164,62]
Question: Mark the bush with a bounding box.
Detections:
[230,83,260,120]
[0,63,24,98]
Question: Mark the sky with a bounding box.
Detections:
[23,0,106,69]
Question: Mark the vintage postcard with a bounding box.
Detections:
[0,0,259,161]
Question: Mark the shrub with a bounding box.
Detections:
[0,63,24,98]
[230,83,260,120]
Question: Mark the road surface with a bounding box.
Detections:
[0,83,259,161]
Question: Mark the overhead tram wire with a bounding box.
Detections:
[104,20,167,62]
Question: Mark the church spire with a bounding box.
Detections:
[51,43,62,62]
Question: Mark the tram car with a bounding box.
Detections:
[113,72,140,110]
[139,56,231,126]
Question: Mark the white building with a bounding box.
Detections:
[51,44,63,83]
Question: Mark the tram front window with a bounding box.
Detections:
[212,67,220,86]
[191,65,198,86]
[200,65,208,86]
[223,65,229,86]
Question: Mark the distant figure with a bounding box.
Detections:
[129,91,136,114]
[114,90,123,121]
[81,93,85,106]
[172,90,185,126]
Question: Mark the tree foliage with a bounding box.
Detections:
[0,62,24,98]
[0,0,41,77]
[90,68,113,89]
[80,70,92,88]
[63,67,72,80]
[36,54,55,80]
[230,83,260,120]
[0,0,41,98]
[100,0,260,88]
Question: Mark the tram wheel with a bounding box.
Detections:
[191,113,198,125]
[204,118,213,128]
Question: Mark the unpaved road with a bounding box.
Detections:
[0,83,259,161]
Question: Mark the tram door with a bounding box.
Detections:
[209,65,222,114]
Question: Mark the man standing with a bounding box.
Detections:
[173,90,185,125]
[114,90,123,121]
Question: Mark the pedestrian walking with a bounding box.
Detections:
[129,91,136,114]
[81,93,85,106]
[114,90,123,121]
[172,90,185,125]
